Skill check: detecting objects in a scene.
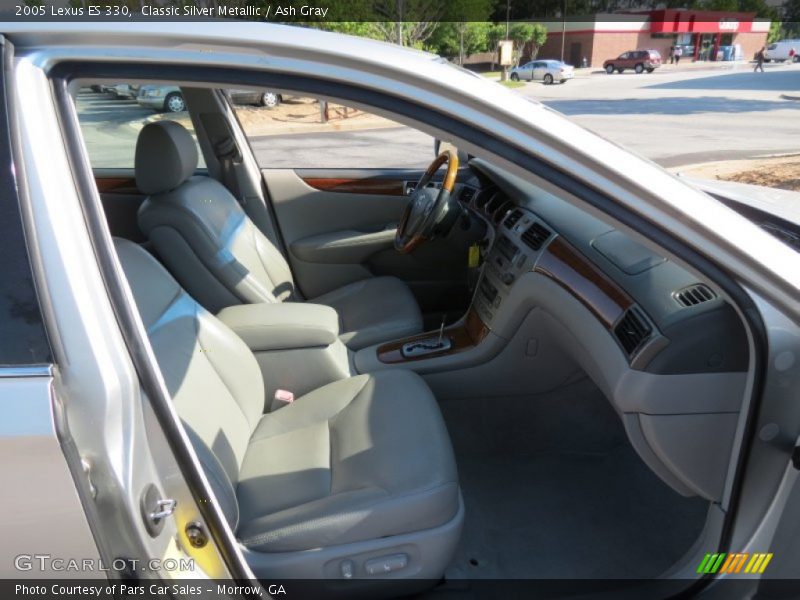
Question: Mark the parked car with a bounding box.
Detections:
[604,49,662,74]
[138,85,282,112]
[137,84,186,112]
[764,39,800,62]
[228,88,283,108]
[2,21,800,596]
[510,59,574,84]
[112,83,139,99]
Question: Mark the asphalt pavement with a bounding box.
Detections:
[76,62,800,171]
[520,62,800,167]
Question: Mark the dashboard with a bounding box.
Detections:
[456,158,748,376]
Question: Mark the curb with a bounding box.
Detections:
[668,154,800,175]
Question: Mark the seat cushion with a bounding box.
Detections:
[311,277,423,350]
[235,370,460,553]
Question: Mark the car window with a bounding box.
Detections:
[0,44,52,366]
[76,84,205,169]
[233,95,435,170]
[619,53,629,59]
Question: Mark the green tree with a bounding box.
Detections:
[308,22,386,42]
[508,22,548,65]
[784,0,800,36]
[429,22,492,64]
[487,23,507,68]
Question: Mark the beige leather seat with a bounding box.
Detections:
[135,121,422,350]
[114,238,462,581]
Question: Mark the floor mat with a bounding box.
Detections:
[439,378,710,580]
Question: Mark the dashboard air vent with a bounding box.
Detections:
[505,209,523,229]
[493,201,513,225]
[673,284,716,308]
[474,187,495,210]
[614,307,652,356]
[459,187,476,205]
[521,222,552,251]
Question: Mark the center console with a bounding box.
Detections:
[217,302,351,402]
[473,209,551,328]
[358,207,553,371]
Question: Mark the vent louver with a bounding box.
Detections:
[505,209,523,229]
[474,187,495,210]
[521,222,552,251]
[673,284,716,307]
[459,187,476,204]
[614,307,652,356]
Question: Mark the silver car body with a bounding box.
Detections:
[1,21,800,591]
[511,59,574,83]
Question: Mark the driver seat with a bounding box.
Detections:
[136,121,423,350]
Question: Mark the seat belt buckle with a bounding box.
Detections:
[271,389,295,412]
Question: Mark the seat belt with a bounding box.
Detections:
[214,136,245,207]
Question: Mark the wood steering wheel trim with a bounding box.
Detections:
[396,150,459,254]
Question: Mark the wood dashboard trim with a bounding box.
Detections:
[377,309,489,364]
[302,177,405,196]
[95,176,140,195]
[534,237,632,329]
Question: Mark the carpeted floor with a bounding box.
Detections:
[437,377,710,580]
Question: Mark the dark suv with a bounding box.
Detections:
[603,50,661,74]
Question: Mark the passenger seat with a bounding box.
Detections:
[113,238,463,583]
[135,121,423,350]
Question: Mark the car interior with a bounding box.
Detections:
[70,80,754,589]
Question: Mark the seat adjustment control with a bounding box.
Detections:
[365,553,408,575]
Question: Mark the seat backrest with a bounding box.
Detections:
[114,237,266,528]
[135,121,295,314]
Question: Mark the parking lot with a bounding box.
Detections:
[521,62,800,167]
[78,62,800,171]
[252,62,800,169]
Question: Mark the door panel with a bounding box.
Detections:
[93,168,148,243]
[264,168,473,320]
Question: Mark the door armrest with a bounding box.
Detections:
[290,228,396,264]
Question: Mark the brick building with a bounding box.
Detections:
[535,11,770,67]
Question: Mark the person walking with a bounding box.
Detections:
[754,46,765,72]
[789,47,797,64]
[674,45,683,65]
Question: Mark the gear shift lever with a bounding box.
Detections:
[401,314,452,358]
[437,314,446,346]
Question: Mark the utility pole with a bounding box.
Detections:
[560,0,566,63]
[502,0,510,81]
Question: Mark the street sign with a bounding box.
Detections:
[499,40,513,66]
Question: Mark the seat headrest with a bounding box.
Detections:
[135,121,198,195]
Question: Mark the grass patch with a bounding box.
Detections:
[481,71,501,78]
[499,80,525,89]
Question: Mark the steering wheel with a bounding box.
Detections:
[394,150,460,254]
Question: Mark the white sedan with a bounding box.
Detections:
[510,59,574,84]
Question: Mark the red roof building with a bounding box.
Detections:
[536,10,770,67]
